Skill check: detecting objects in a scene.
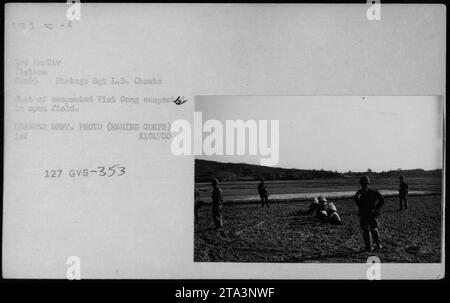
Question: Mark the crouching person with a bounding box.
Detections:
[306,197,319,214]
[307,196,341,224]
[317,196,342,225]
[326,201,342,225]
[316,196,329,222]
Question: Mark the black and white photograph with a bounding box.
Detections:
[1,2,446,285]
[194,95,444,263]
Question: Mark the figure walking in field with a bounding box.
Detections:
[399,175,409,211]
[194,188,203,222]
[211,178,224,229]
[257,178,270,208]
[354,176,385,252]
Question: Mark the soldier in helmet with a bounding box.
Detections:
[306,197,320,215]
[306,196,342,225]
[211,178,224,229]
[326,200,342,225]
[399,175,409,211]
[257,178,270,208]
[316,196,329,222]
[194,188,203,222]
[354,176,385,252]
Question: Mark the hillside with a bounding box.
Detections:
[195,160,341,182]
[195,159,442,183]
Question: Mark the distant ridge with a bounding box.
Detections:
[195,159,442,183]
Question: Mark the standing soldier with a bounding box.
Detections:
[211,178,224,229]
[399,176,409,211]
[194,188,202,222]
[354,176,385,252]
[257,178,270,208]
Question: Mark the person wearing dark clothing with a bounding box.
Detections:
[354,176,385,252]
[211,178,224,229]
[306,197,320,214]
[194,188,202,222]
[326,201,342,225]
[316,196,329,222]
[257,179,270,208]
[399,176,409,211]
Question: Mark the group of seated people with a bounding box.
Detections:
[196,180,342,227]
[306,196,342,225]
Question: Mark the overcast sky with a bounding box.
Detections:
[195,96,443,172]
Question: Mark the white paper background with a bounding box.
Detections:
[3,3,446,279]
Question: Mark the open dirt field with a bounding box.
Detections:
[194,194,442,263]
[196,177,442,202]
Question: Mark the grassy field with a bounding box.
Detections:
[194,194,443,263]
[195,177,442,201]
